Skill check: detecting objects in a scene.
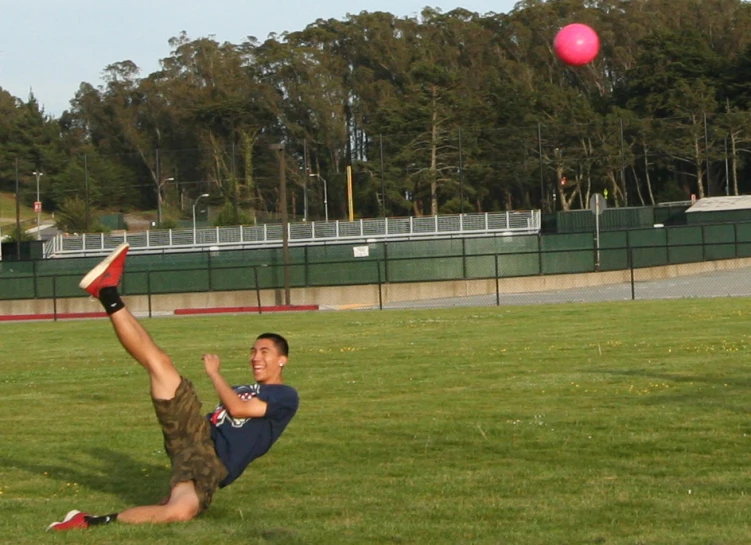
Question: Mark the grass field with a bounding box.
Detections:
[0,191,50,230]
[2,299,751,544]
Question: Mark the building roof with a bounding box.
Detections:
[686,195,751,213]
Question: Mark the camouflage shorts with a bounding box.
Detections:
[152,377,229,514]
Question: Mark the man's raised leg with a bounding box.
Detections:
[79,243,180,400]
[107,307,181,400]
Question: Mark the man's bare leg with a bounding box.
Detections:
[78,243,180,400]
[116,482,200,524]
[89,309,202,525]
[65,306,201,526]
[47,305,199,530]
[108,307,181,400]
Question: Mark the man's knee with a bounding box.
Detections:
[147,352,177,375]
[165,481,202,522]
[165,503,199,523]
[149,359,182,400]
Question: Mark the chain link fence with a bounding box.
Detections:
[0,241,748,321]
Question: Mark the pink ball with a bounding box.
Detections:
[553,23,600,66]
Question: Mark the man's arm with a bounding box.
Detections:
[202,354,268,419]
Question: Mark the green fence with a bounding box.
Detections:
[1,222,749,301]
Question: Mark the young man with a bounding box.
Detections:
[47,243,299,531]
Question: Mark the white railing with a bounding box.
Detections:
[45,211,541,257]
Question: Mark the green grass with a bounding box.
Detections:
[0,191,50,229]
[3,299,751,544]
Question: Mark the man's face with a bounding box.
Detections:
[249,338,286,384]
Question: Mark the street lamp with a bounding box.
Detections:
[308,173,329,222]
[157,176,175,228]
[32,170,43,239]
[192,193,209,245]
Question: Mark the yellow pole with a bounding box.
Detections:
[347,165,354,221]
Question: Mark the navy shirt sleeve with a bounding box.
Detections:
[259,384,300,419]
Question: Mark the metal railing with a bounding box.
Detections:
[44,211,541,258]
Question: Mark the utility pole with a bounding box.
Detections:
[15,159,20,260]
[32,170,43,240]
[270,143,291,305]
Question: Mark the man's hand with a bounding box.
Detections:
[202,353,221,377]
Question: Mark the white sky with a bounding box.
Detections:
[0,0,518,117]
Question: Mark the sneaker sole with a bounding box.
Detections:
[78,243,130,291]
[46,509,82,531]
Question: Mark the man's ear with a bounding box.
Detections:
[279,356,288,367]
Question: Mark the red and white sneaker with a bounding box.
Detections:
[79,243,130,298]
[46,510,90,531]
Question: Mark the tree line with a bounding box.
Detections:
[4,0,751,229]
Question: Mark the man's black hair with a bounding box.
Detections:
[257,332,289,357]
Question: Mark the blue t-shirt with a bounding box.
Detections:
[207,383,299,487]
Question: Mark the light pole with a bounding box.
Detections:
[32,170,43,239]
[157,176,174,228]
[308,173,329,222]
[192,193,209,245]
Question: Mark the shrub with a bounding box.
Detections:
[214,202,254,226]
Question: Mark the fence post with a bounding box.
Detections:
[254,266,262,314]
[147,269,152,318]
[628,235,635,301]
[537,233,544,275]
[52,275,58,322]
[384,242,390,283]
[377,259,383,310]
[495,254,500,307]
[462,238,467,279]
